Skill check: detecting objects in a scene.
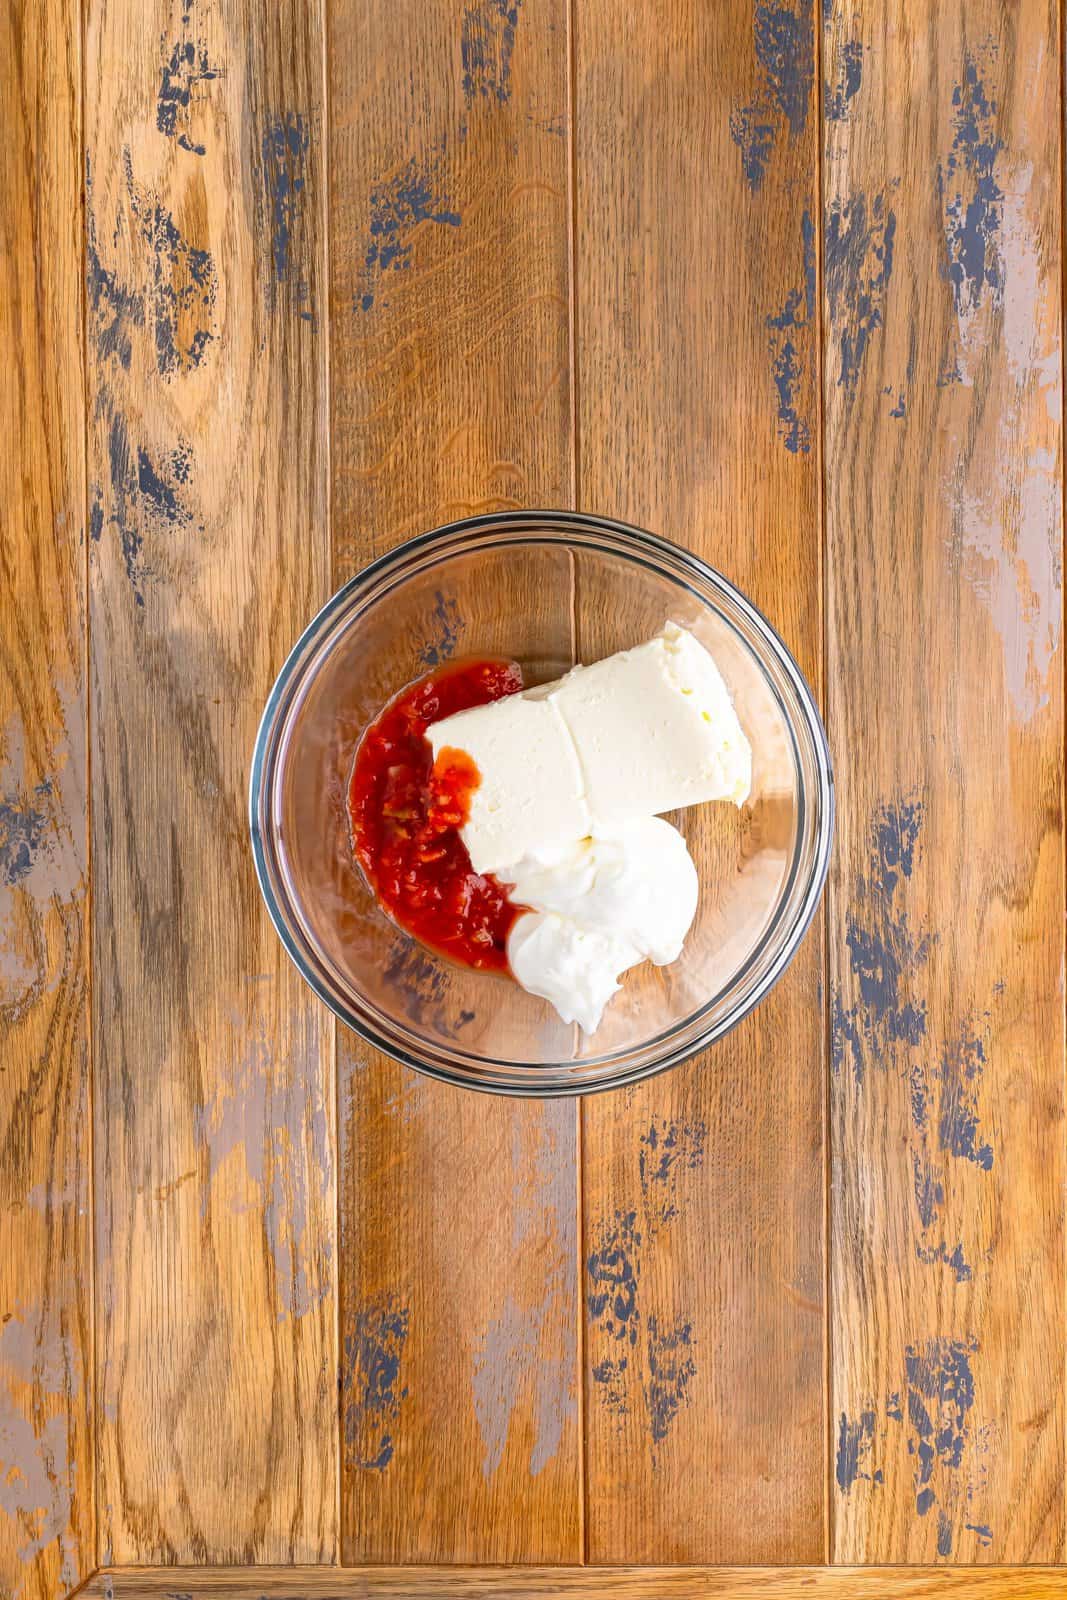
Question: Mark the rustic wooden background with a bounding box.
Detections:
[2,0,1064,1595]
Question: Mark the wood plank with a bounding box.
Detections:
[86,0,336,1562]
[327,0,579,1564]
[85,1566,1067,1599]
[575,0,826,1563]
[0,1,93,1597]
[824,0,1064,1565]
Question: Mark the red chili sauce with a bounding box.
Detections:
[348,657,525,972]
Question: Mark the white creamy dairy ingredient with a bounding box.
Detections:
[504,817,699,1033]
[550,620,751,820]
[507,914,640,1035]
[427,692,590,874]
[428,622,750,875]
[425,623,751,1034]
[504,817,698,966]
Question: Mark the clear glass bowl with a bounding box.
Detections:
[249,512,832,1095]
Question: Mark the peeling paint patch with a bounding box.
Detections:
[638,1118,706,1225]
[157,0,221,155]
[0,1399,80,1582]
[85,156,144,372]
[754,2,814,137]
[358,154,461,312]
[645,1317,695,1444]
[939,54,1004,326]
[836,1408,877,1492]
[831,793,931,1084]
[730,104,776,192]
[262,115,314,321]
[966,1522,994,1546]
[937,1018,993,1170]
[730,0,813,189]
[825,188,897,390]
[826,38,863,120]
[418,591,465,668]
[0,790,51,889]
[916,1240,973,1283]
[590,1354,629,1419]
[765,209,815,453]
[472,1295,529,1478]
[99,413,195,604]
[343,1296,410,1471]
[937,1511,954,1556]
[587,1211,640,1346]
[946,447,1061,724]
[462,0,522,104]
[905,1335,979,1520]
[126,156,218,376]
[911,1152,945,1231]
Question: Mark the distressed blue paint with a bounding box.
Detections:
[765,210,815,453]
[730,104,776,192]
[826,38,863,121]
[360,155,461,310]
[462,0,522,104]
[0,788,51,888]
[966,1523,993,1546]
[262,115,312,296]
[419,591,465,668]
[157,1,221,154]
[107,412,145,605]
[86,235,144,372]
[825,190,897,390]
[939,55,1004,318]
[586,1211,640,1345]
[645,1317,695,1446]
[937,1511,953,1555]
[937,1020,993,1170]
[872,794,922,897]
[802,207,816,319]
[99,416,195,604]
[916,1241,973,1283]
[911,1152,945,1230]
[754,2,814,138]
[639,1119,706,1225]
[126,172,217,378]
[343,1296,410,1471]
[835,1408,876,1493]
[908,1060,931,1133]
[889,392,906,417]
[832,794,932,1084]
[905,1336,978,1516]
[770,340,810,454]
[590,1355,629,1418]
[137,448,189,527]
[886,1392,903,1421]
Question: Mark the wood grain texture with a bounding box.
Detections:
[0,2,93,1597]
[86,0,336,1562]
[574,0,826,1563]
[85,1566,1067,1599]
[328,0,579,1564]
[824,0,1064,1564]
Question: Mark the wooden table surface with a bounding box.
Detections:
[2,0,1064,1595]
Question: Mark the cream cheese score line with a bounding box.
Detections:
[427,622,752,1034]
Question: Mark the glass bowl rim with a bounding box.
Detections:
[248,508,835,1097]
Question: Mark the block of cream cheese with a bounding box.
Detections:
[427,693,590,875]
[548,621,751,822]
